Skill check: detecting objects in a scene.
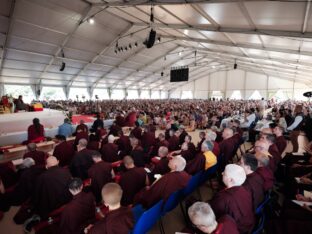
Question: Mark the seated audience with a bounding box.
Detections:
[58,118,74,138]
[59,178,96,234]
[188,202,239,234]
[210,164,255,234]
[23,143,47,167]
[129,135,145,167]
[89,183,134,234]
[219,128,235,171]
[273,125,287,155]
[255,152,274,192]
[100,135,119,163]
[27,118,45,143]
[53,135,74,167]
[168,129,180,151]
[151,146,171,176]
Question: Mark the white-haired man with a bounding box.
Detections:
[134,156,190,208]
[188,202,239,234]
[206,129,220,157]
[100,135,119,162]
[209,164,255,234]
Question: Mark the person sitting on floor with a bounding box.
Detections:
[23,143,47,167]
[27,118,45,143]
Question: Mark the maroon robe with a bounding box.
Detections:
[210,186,255,234]
[130,126,142,140]
[119,167,147,206]
[212,141,220,158]
[152,157,170,175]
[185,153,205,175]
[88,161,113,202]
[181,149,194,162]
[0,162,17,189]
[100,143,119,163]
[276,136,287,155]
[59,192,96,234]
[27,124,44,142]
[89,207,134,234]
[116,135,131,154]
[255,166,274,192]
[75,124,88,134]
[269,144,282,172]
[23,150,47,167]
[70,148,94,180]
[115,115,125,127]
[87,140,100,151]
[212,215,239,234]
[53,141,74,167]
[130,145,145,167]
[74,131,89,146]
[33,166,72,218]
[219,138,235,171]
[134,171,191,208]
[141,131,156,151]
[196,138,205,152]
[243,172,265,210]
[168,135,180,152]
[125,111,137,127]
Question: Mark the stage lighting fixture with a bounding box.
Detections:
[134,42,138,47]
[60,62,66,71]
[129,44,132,49]
[120,47,123,52]
[114,50,117,54]
[234,63,237,69]
[161,71,164,77]
[125,46,128,51]
[143,29,156,48]
[88,18,95,24]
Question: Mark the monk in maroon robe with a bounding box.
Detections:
[75,120,89,135]
[27,118,45,143]
[87,134,100,151]
[100,135,119,163]
[119,156,148,206]
[130,136,146,167]
[240,153,265,210]
[151,146,170,176]
[255,152,274,192]
[23,143,47,166]
[88,152,114,202]
[59,178,96,234]
[116,130,131,155]
[89,183,134,234]
[130,121,142,140]
[32,156,72,219]
[196,131,206,152]
[154,133,169,155]
[53,135,74,167]
[209,164,255,234]
[141,127,156,153]
[168,130,180,151]
[188,202,239,234]
[125,111,137,127]
[70,139,94,180]
[134,156,191,208]
[219,128,236,172]
[273,125,287,155]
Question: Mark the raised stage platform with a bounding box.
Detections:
[0,110,115,146]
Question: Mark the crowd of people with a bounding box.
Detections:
[0,98,312,234]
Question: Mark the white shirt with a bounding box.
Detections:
[287,115,303,131]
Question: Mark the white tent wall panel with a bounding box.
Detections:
[226,70,245,90]
[245,72,267,90]
[194,90,208,99]
[210,71,226,91]
[194,77,209,91]
[268,77,294,90]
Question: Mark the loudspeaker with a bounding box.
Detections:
[60,62,66,71]
[36,89,41,96]
[234,63,237,70]
[170,67,189,82]
[143,29,156,48]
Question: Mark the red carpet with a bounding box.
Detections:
[71,115,95,125]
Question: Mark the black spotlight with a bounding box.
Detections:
[234,63,237,70]
[129,44,132,49]
[60,62,66,71]
[125,46,128,51]
[134,42,138,47]
[143,29,156,49]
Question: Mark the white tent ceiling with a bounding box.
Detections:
[1,0,312,92]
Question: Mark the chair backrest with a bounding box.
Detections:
[131,200,163,234]
[252,212,265,234]
[255,193,270,215]
[131,204,145,223]
[181,171,203,198]
[161,190,182,215]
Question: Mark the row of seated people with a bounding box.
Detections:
[0,118,288,233]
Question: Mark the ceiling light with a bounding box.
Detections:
[88,18,95,24]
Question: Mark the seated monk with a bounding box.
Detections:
[184,135,196,156]
[151,146,170,176]
[116,130,131,156]
[168,129,180,152]
[27,118,45,143]
[206,130,220,157]
[53,135,74,167]
[74,120,89,146]
[209,164,255,234]
[134,156,191,208]
[240,153,264,210]
[119,156,149,206]
[88,183,134,234]
[219,128,235,172]
[255,152,274,192]
[141,125,156,153]
[185,141,217,175]
[129,136,145,167]
[130,121,142,140]
[70,139,94,180]
[187,202,239,234]
[154,133,169,155]
[59,178,96,234]
[23,143,47,167]
[254,140,276,174]
[196,131,206,153]
[87,134,100,151]
[88,151,114,203]
[273,125,287,155]
[32,156,72,219]
[170,142,194,162]
[100,135,119,163]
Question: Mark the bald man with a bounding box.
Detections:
[209,164,255,234]
[254,140,276,173]
[119,156,148,206]
[32,156,71,219]
[151,146,170,176]
[100,135,120,163]
[219,128,236,172]
[53,135,74,167]
[70,139,94,180]
[89,183,134,234]
[23,143,47,167]
[134,156,191,208]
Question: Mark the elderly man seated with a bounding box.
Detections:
[134,156,191,208]
[209,164,255,234]
[187,202,239,234]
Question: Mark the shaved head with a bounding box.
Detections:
[102,183,123,207]
[46,156,59,168]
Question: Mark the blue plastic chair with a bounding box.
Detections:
[252,212,265,234]
[255,193,270,215]
[181,171,203,198]
[161,190,182,216]
[131,200,163,234]
[199,163,218,185]
[131,204,145,222]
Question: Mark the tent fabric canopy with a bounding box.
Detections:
[0,0,312,96]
